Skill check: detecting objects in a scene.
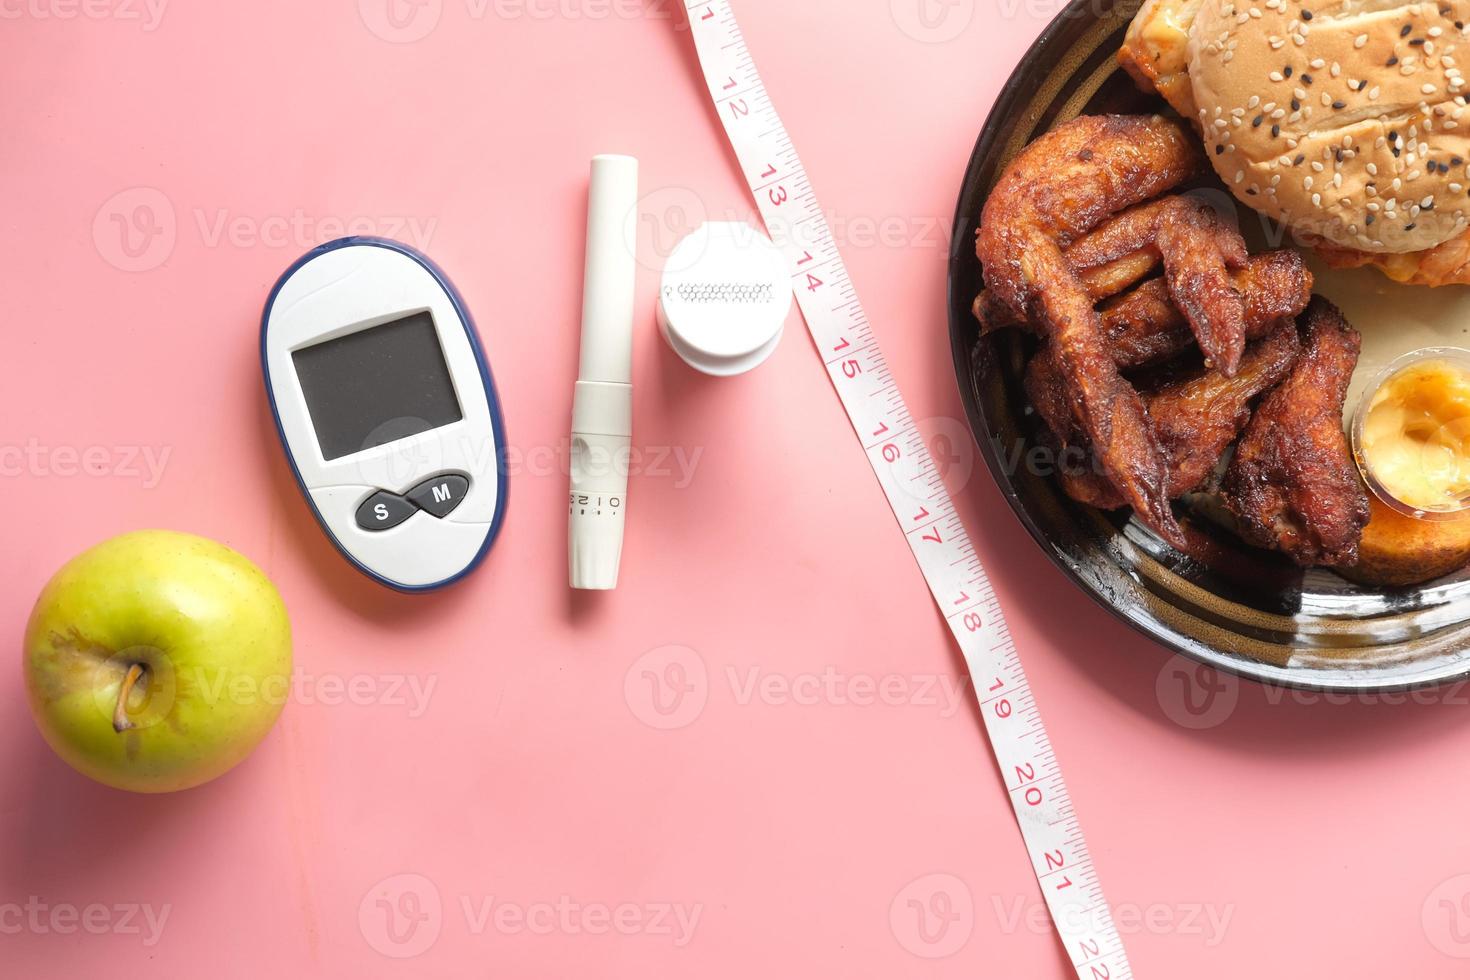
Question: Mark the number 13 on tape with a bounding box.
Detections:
[680,2,1133,976]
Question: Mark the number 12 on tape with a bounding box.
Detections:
[680,2,1133,977]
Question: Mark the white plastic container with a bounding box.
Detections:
[657,222,793,376]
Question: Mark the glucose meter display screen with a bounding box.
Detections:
[292,312,463,461]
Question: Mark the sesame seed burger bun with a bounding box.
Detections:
[1188,0,1470,253]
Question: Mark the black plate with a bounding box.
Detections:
[947,0,1470,691]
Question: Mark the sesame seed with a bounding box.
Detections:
[1272,124,1281,137]
[1356,34,1369,48]
[1270,71,1284,82]
[1302,74,1313,85]
[1294,154,1305,165]
[1388,56,1400,66]
[1425,83,1438,94]
[1402,23,1413,37]
[1431,26,1444,37]
[1410,38,1426,47]
[1302,8,1313,18]
[1333,100,1347,109]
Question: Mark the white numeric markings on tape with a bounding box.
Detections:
[680,3,1132,977]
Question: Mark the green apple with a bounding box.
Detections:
[23,530,292,793]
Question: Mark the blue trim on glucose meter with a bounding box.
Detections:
[261,236,509,593]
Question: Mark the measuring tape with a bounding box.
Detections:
[680,3,1131,975]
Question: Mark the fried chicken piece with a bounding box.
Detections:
[1075,250,1163,298]
[1222,300,1371,567]
[1050,196,1251,375]
[977,250,1312,369]
[976,196,1256,373]
[977,116,1207,546]
[1030,322,1302,508]
[1104,250,1312,368]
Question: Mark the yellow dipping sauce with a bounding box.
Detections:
[1360,358,1470,514]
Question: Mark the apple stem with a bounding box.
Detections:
[113,663,145,733]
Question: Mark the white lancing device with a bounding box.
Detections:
[681,3,1133,977]
[569,154,639,590]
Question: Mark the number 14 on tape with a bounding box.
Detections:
[680,2,1133,976]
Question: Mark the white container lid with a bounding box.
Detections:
[657,222,793,376]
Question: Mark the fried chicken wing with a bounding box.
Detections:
[1104,250,1311,368]
[1222,300,1371,567]
[1077,251,1164,298]
[1154,203,1249,375]
[976,196,1256,374]
[977,115,1206,545]
[1030,322,1302,508]
[978,250,1312,369]
[1049,196,1251,375]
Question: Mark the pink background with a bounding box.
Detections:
[4,0,1470,976]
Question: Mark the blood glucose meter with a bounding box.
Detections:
[261,237,507,592]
